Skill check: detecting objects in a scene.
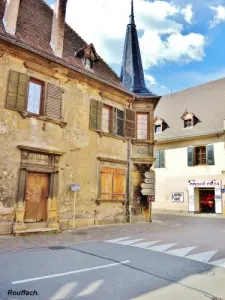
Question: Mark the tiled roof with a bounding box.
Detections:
[0,0,121,88]
[120,0,155,96]
[154,78,225,142]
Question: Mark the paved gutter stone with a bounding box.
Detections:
[0,219,182,252]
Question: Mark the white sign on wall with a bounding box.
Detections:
[172,193,184,202]
[188,180,222,214]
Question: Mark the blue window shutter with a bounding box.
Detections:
[187,147,194,166]
[207,145,214,165]
[159,150,165,168]
[154,151,160,168]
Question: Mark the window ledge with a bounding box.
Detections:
[96,199,126,204]
[20,111,67,128]
[97,131,126,142]
[132,139,153,145]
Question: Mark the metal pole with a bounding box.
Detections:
[73,191,77,229]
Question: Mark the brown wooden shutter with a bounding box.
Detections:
[100,168,113,200]
[45,83,63,120]
[90,99,102,131]
[125,109,136,138]
[112,169,126,200]
[6,70,28,111]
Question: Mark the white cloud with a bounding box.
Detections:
[144,74,157,85]
[210,5,225,28]
[60,0,205,70]
[181,4,193,24]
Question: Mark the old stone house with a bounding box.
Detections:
[153,79,225,216]
[0,0,160,234]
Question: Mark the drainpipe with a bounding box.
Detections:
[127,95,135,223]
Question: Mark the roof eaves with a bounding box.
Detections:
[0,33,134,97]
[155,130,224,144]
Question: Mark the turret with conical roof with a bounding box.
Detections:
[120,0,155,96]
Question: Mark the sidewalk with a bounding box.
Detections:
[153,210,225,219]
[0,218,181,252]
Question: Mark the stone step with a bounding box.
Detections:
[14,228,59,236]
[25,222,47,229]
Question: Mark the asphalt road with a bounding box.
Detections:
[1,214,225,300]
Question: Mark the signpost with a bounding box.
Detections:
[70,184,80,228]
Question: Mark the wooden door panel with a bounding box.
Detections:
[24,173,49,222]
[113,174,125,200]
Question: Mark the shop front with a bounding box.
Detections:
[188,180,222,214]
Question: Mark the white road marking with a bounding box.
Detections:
[50,282,77,300]
[165,246,197,257]
[147,243,178,253]
[12,261,130,285]
[130,241,161,249]
[118,238,146,245]
[186,250,218,263]
[209,258,225,268]
[105,237,131,243]
[77,280,104,297]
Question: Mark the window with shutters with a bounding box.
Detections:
[136,113,149,140]
[102,104,113,133]
[100,167,126,201]
[154,150,165,168]
[116,109,124,137]
[27,78,44,115]
[5,70,64,124]
[187,145,214,166]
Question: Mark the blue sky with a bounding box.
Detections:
[45,0,225,95]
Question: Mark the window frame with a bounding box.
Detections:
[184,118,193,128]
[195,146,206,166]
[136,112,149,140]
[26,77,45,116]
[116,109,124,137]
[154,125,162,134]
[84,57,93,70]
[102,104,113,133]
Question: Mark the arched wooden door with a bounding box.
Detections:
[24,172,49,222]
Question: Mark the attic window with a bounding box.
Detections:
[85,58,93,70]
[154,117,167,134]
[182,111,198,129]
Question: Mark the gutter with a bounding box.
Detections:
[155,130,224,144]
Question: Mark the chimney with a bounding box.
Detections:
[50,0,68,58]
[3,0,21,35]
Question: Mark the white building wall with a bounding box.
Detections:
[152,136,225,213]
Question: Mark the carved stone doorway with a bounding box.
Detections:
[24,172,49,222]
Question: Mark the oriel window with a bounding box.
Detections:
[102,104,112,133]
[137,113,149,140]
[27,78,44,115]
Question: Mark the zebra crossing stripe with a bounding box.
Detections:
[165,246,197,257]
[118,238,146,245]
[186,250,218,263]
[130,241,161,249]
[209,257,225,268]
[147,243,177,252]
[105,237,132,243]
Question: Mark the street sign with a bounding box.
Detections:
[70,184,80,192]
[144,178,155,184]
[141,183,155,189]
[172,192,184,202]
[141,189,155,196]
[148,195,155,202]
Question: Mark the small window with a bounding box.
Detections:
[184,119,193,128]
[116,109,124,136]
[154,150,165,168]
[195,146,206,165]
[102,104,112,133]
[155,125,161,133]
[137,113,149,140]
[85,58,93,69]
[27,78,44,115]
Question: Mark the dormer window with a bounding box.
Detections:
[181,111,198,129]
[85,58,93,70]
[154,117,167,134]
[75,43,99,71]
